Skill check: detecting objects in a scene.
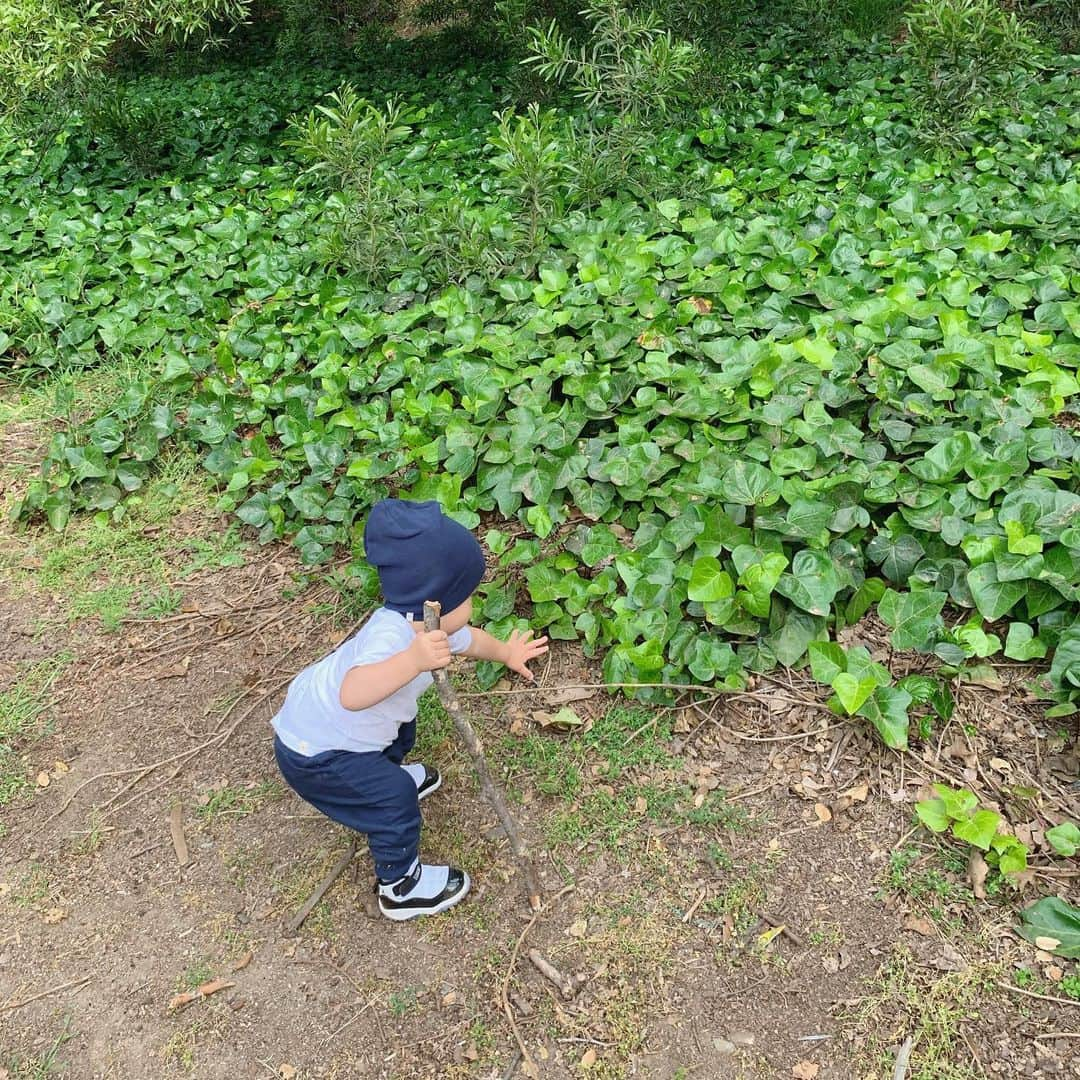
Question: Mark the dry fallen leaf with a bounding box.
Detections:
[1034,935,1062,951]
[36,771,50,788]
[757,925,784,950]
[633,796,648,814]
[967,849,989,900]
[579,1047,597,1068]
[463,1043,479,1062]
[52,760,70,775]
[230,950,253,972]
[42,907,67,924]
[568,919,588,939]
[161,655,192,678]
[442,990,460,1006]
[520,1061,540,1080]
[903,915,935,938]
[792,1062,820,1079]
[814,803,832,823]
[278,1066,297,1080]
[543,687,598,706]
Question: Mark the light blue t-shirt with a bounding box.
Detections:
[271,607,473,756]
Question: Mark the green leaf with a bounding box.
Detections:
[1046,822,1080,857]
[952,809,1001,851]
[721,461,781,506]
[808,641,847,684]
[1018,897,1080,958]
[1003,622,1047,661]
[775,550,841,616]
[916,797,949,833]
[832,672,876,715]
[857,685,911,750]
[877,588,946,651]
[967,563,1026,621]
[688,557,733,603]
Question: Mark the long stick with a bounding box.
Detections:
[424,601,542,911]
[286,839,358,936]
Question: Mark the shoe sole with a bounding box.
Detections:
[417,771,442,802]
[379,870,471,922]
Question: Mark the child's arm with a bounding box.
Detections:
[339,631,450,710]
[461,627,549,682]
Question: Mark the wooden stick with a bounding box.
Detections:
[997,982,1080,1009]
[423,601,542,911]
[169,802,190,868]
[526,949,574,999]
[892,1035,915,1080]
[285,839,358,936]
[1,975,92,1013]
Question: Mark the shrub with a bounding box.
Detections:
[903,0,1042,142]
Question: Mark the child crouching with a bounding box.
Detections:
[272,499,548,920]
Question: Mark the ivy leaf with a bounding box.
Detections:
[1003,622,1047,661]
[952,809,1001,851]
[877,588,946,651]
[688,557,733,603]
[1018,897,1080,959]
[775,550,841,616]
[856,685,911,750]
[967,563,1027,621]
[916,796,949,833]
[1045,822,1080,857]
[721,460,781,506]
[808,641,846,684]
[832,672,876,715]
[867,533,925,583]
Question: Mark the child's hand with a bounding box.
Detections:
[504,628,549,682]
[410,629,452,673]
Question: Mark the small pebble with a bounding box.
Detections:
[728,1029,756,1048]
[712,1038,736,1056]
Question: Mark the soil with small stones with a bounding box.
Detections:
[1,523,1078,1080]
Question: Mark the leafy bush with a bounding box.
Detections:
[903,0,1042,142]
[6,38,1080,745]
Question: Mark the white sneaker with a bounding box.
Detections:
[376,860,470,921]
[402,763,442,801]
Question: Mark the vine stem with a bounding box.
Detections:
[423,601,542,912]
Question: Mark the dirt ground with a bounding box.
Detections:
[1,400,1079,1080]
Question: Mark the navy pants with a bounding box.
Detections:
[274,720,420,882]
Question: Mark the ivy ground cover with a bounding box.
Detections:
[4,41,1080,748]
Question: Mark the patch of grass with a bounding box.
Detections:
[0,653,70,806]
[885,845,970,926]
[138,584,185,618]
[387,986,418,1017]
[3,1013,75,1079]
[276,848,340,939]
[176,524,247,578]
[581,705,677,780]
[10,862,51,908]
[196,780,282,822]
[5,442,228,631]
[177,959,214,993]
[505,732,583,800]
[843,946,1003,1079]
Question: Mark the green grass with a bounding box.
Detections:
[195,780,283,822]
[885,844,972,925]
[3,1014,75,1079]
[0,654,71,806]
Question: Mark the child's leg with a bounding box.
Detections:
[383,719,417,766]
[274,737,420,883]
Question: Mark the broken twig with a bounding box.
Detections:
[527,949,574,1000]
[169,802,190,868]
[286,839,358,936]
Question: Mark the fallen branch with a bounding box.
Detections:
[998,982,1080,1009]
[892,1035,915,1080]
[527,949,574,1000]
[424,600,541,911]
[1,975,92,1013]
[285,839,358,937]
[169,802,190,868]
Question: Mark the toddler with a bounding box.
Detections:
[272,498,548,920]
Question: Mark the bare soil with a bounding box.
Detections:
[1,494,1078,1080]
